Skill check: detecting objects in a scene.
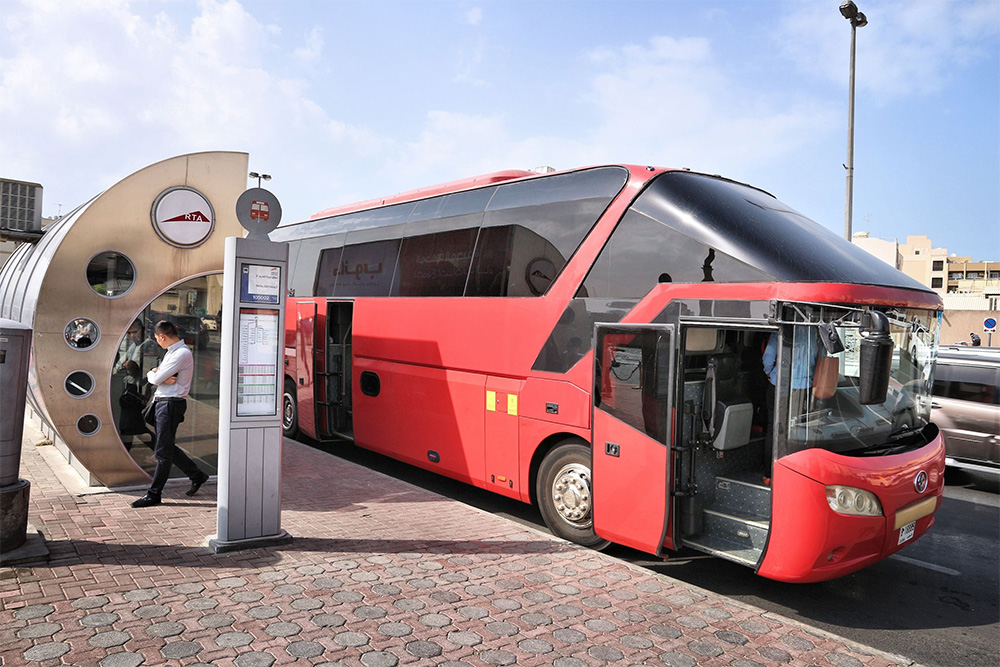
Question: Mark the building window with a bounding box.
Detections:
[966,272,983,279]
[932,260,943,271]
[949,272,964,280]
[931,277,943,289]
[990,271,1000,279]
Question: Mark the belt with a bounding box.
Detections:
[154,397,186,402]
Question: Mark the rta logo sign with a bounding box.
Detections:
[151,186,215,248]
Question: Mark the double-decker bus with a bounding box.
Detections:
[271,165,944,583]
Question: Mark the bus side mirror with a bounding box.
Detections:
[858,310,893,405]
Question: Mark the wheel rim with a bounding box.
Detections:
[550,462,593,528]
[282,392,295,430]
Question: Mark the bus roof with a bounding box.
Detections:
[309,169,539,220]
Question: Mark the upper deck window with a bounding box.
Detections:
[581,207,771,298]
[625,172,931,290]
[293,167,627,298]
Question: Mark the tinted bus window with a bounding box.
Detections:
[408,187,496,224]
[477,167,627,296]
[634,172,930,291]
[581,209,771,298]
[393,228,479,296]
[333,239,401,297]
[466,225,565,297]
[315,247,344,296]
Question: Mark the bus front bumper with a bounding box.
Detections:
[756,438,945,583]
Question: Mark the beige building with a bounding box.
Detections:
[854,233,999,347]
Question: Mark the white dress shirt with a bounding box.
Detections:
[147,340,194,399]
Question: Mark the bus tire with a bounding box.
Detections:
[536,439,610,550]
[282,379,299,439]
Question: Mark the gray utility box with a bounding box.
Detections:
[0,319,31,486]
[0,318,32,553]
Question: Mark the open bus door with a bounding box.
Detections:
[591,324,675,554]
[294,300,318,438]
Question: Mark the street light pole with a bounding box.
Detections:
[840,2,867,242]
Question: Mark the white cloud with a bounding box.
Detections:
[580,36,839,174]
[465,7,483,26]
[0,0,385,220]
[779,0,1000,100]
[293,26,324,62]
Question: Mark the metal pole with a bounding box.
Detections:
[844,22,857,242]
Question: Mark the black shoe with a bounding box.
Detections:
[186,473,210,497]
[132,493,161,508]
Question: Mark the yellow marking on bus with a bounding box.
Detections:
[894,496,938,530]
[486,390,496,412]
[507,394,518,416]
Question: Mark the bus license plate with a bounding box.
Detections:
[898,521,915,545]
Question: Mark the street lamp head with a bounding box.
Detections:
[840,2,868,28]
[249,172,272,187]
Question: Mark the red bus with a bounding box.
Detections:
[272,165,944,583]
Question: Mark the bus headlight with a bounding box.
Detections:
[826,485,883,517]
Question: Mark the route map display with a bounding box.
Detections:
[236,307,280,417]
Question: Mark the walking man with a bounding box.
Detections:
[131,320,210,508]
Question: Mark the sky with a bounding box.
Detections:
[2,0,998,260]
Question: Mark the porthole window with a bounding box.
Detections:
[87,252,136,297]
[64,371,95,398]
[64,318,100,350]
[77,414,101,436]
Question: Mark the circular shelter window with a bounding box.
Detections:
[64,318,100,350]
[87,252,135,297]
[64,371,95,398]
[77,414,101,436]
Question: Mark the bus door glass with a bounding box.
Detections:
[592,324,675,554]
[295,300,318,437]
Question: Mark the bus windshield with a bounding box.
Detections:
[780,306,940,457]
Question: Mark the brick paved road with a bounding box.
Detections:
[0,421,917,666]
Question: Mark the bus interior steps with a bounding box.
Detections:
[681,472,772,567]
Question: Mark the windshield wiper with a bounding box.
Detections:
[887,424,924,442]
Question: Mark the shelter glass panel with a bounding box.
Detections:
[113,274,223,478]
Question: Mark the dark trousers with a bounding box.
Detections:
[148,399,201,496]
[764,383,775,471]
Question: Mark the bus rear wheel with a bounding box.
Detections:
[282,379,299,439]
[536,440,610,550]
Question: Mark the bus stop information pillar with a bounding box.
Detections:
[210,187,290,553]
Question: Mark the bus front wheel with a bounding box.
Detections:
[536,440,610,550]
[282,380,299,439]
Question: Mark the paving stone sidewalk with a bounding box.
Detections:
[1,420,917,667]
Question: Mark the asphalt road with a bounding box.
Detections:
[307,438,999,667]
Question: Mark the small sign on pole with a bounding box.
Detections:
[984,317,997,334]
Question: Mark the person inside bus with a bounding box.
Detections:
[130,320,209,508]
[761,328,819,483]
